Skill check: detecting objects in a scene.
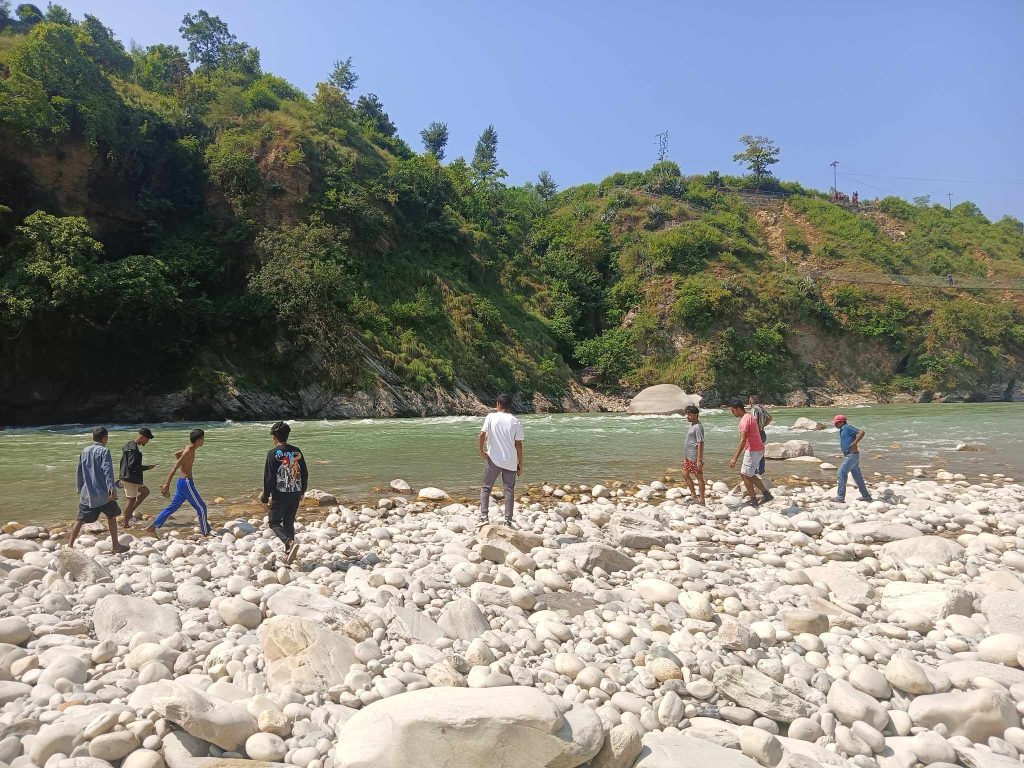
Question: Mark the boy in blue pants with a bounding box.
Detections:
[145,428,210,535]
[833,415,872,503]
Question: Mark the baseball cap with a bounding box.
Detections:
[138,427,155,439]
[832,415,847,425]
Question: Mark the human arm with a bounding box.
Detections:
[763,411,773,427]
[102,450,117,500]
[299,451,309,493]
[260,451,275,504]
[478,431,487,460]
[850,429,865,453]
[162,448,189,494]
[730,433,748,468]
[697,437,704,468]
[516,440,523,476]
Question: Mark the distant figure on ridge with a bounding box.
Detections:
[146,428,209,536]
[832,414,873,503]
[946,272,955,286]
[728,398,773,507]
[478,394,524,528]
[69,427,127,552]
[681,405,706,506]
[119,427,156,527]
[261,421,309,565]
[852,191,859,206]
[749,394,772,476]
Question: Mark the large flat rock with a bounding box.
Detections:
[627,385,701,416]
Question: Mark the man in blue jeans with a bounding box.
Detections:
[833,414,872,503]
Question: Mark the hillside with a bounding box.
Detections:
[1,8,1022,425]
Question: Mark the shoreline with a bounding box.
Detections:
[2,474,1024,767]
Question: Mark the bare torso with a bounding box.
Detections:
[176,446,196,478]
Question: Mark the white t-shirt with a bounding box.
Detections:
[481,411,524,471]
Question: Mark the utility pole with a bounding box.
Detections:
[655,131,669,184]
[947,192,953,210]
[830,161,839,197]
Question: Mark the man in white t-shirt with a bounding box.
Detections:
[478,394,524,527]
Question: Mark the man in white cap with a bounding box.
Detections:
[833,414,872,503]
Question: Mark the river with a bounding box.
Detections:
[1,403,1021,525]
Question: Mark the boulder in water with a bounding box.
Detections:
[627,384,701,416]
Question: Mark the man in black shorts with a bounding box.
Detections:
[261,421,308,564]
[69,427,128,552]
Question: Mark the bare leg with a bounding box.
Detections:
[682,470,696,501]
[67,520,84,548]
[751,475,768,494]
[108,516,127,553]
[741,475,757,502]
[122,497,138,526]
[694,471,706,505]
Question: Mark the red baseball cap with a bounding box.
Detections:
[833,414,847,425]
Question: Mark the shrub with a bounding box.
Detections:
[672,273,732,332]
[574,327,639,385]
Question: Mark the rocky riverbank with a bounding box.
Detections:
[2,474,1024,768]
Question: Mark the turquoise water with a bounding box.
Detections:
[1,403,1021,524]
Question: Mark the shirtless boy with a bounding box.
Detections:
[145,428,209,536]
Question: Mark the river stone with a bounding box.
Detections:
[782,609,828,635]
[152,682,257,752]
[0,539,39,559]
[955,747,1022,768]
[981,591,1024,637]
[332,687,603,768]
[713,665,814,723]
[50,548,112,583]
[635,732,759,767]
[0,616,31,645]
[791,418,825,431]
[627,384,701,416]
[480,524,544,553]
[265,585,355,626]
[417,487,450,501]
[389,479,412,493]
[880,582,973,620]
[260,615,357,694]
[28,721,81,765]
[637,579,680,605]
[386,606,445,644]
[803,564,874,607]
[827,679,888,731]
[245,733,287,762]
[591,724,642,768]
[939,660,1024,689]
[93,595,180,643]
[845,522,923,542]
[176,583,214,609]
[908,689,1018,742]
[438,599,490,641]
[884,656,933,695]
[562,542,635,574]
[979,633,1024,666]
[879,536,966,570]
[0,680,31,705]
[88,731,139,761]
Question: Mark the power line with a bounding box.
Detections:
[836,172,903,196]
[839,165,1024,186]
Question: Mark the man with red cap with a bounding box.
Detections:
[833,414,872,503]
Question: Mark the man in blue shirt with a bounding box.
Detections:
[833,414,873,503]
[69,427,128,552]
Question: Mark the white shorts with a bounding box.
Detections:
[741,451,764,477]
[122,481,144,499]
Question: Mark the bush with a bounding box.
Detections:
[574,327,639,385]
[672,273,732,332]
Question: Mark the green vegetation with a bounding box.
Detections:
[1,7,1022,421]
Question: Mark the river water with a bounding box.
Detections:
[1,403,1021,525]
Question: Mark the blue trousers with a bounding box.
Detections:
[837,453,871,501]
[153,477,210,534]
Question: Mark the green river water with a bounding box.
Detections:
[1,403,1021,525]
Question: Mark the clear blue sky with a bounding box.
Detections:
[62,0,1024,218]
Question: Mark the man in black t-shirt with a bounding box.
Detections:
[261,421,309,564]
[120,428,156,527]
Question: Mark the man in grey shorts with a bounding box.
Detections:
[477,394,524,527]
[68,426,128,552]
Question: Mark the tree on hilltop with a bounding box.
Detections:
[420,121,448,161]
[472,124,505,184]
[733,134,780,181]
[179,11,233,69]
[329,56,358,94]
[355,93,396,137]
[536,170,558,201]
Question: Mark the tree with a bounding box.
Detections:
[0,1,12,27]
[732,134,780,181]
[131,43,191,94]
[419,121,448,161]
[80,14,132,74]
[328,56,358,94]
[472,124,505,183]
[355,93,396,137]
[15,3,43,24]
[536,170,558,201]
[179,10,235,69]
[43,4,72,24]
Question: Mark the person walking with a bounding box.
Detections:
[728,398,773,506]
[260,421,308,564]
[749,394,772,476]
[833,415,873,503]
[119,427,156,527]
[68,427,127,552]
[145,428,209,536]
[478,394,524,527]
[681,405,706,506]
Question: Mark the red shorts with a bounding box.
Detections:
[683,459,701,474]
